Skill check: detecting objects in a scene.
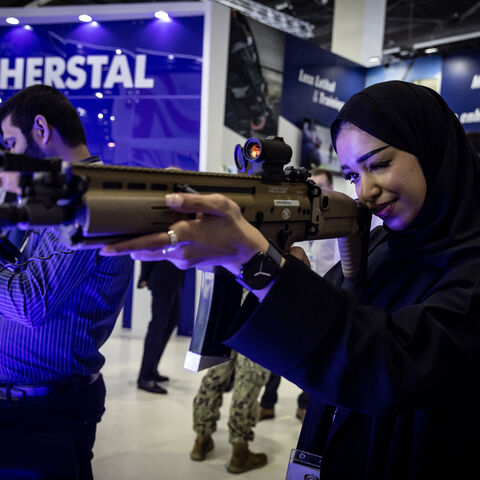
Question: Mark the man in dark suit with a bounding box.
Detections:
[137,261,184,394]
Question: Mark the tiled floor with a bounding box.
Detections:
[93,334,303,479]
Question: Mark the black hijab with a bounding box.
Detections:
[331,80,480,268]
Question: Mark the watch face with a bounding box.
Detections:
[241,252,279,290]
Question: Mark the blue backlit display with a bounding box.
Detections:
[0,17,204,169]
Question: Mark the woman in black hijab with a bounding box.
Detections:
[103,81,480,478]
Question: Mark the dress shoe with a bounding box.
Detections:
[152,373,169,382]
[137,379,167,394]
[258,407,275,421]
[296,407,306,422]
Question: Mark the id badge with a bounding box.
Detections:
[285,448,322,480]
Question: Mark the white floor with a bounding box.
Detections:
[93,333,303,480]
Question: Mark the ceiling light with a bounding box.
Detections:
[78,14,93,23]
[24,25,33,30]
[91,21,99,26]
[95,92,103,99]
[168,54,174,60]
[154,11,171,22]
[6,17,20,25]
[115,49,122,55]
[425,47,438,54]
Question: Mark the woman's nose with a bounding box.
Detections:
[358,173,381,205]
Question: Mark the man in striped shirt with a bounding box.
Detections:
[0,85,133,479]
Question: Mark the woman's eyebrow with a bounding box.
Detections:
[357,145,389,163]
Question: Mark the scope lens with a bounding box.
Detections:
[243,138,263,162]
[247,143,261,159]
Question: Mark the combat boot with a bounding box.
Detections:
[190,434,214,461]
[227,443,267,474]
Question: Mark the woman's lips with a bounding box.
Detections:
[372,200,396,219]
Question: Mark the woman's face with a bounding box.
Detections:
[336,124,427,231]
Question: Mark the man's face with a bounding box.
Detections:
[1,114,45,194]
[311,173,332,191]
[2,114,45,159]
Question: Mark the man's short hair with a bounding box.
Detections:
[309,167,333,187]
[0,84,87,147]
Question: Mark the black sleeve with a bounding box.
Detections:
[225,255,480,414]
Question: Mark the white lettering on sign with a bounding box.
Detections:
[0,54,154,90]
[0,58,24,89]
[44,57,66,88]
[86,55,109,89]
[471,74,480,89]
[459,108,480,124]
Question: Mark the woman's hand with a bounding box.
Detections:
[289,246,311,268]
[100,193,269,276]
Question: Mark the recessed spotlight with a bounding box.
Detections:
[91,21,99,26]
[24,25,33,31]
[98,113,104,119]
[110,115,115,121]
[168,54,174,60]
[95,92,103,99]
[154,11,171,22]
[6,17,20,25]
[115,49,122,55]
[425,47,438,54]
[107,142,116,148]
[79,14,93,23]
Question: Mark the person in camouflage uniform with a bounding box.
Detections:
[190,350,270,474]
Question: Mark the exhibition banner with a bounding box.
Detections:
[365,55,442,92]
[442,50,480,132]
[281,35,365,173]
[0,17,203,168]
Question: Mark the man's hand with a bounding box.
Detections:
[100,193,269,277]
[0,172,21,194]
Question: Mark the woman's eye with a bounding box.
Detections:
[343,172,359,184]
[369,160,391,171]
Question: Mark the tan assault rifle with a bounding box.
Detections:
[0,137,370,370]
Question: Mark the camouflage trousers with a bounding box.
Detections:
[193,351,269,444]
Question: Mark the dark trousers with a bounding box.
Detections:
[0,374,106,480]
[138,286,181,381]
[260,372,281,409]
[260,372,310,409]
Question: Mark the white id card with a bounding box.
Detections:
[285,448,321,480]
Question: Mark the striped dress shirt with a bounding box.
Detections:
[0,226,133,384]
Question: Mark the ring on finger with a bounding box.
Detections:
[167,229,178,248]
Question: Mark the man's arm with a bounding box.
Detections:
[0,228,100,327]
